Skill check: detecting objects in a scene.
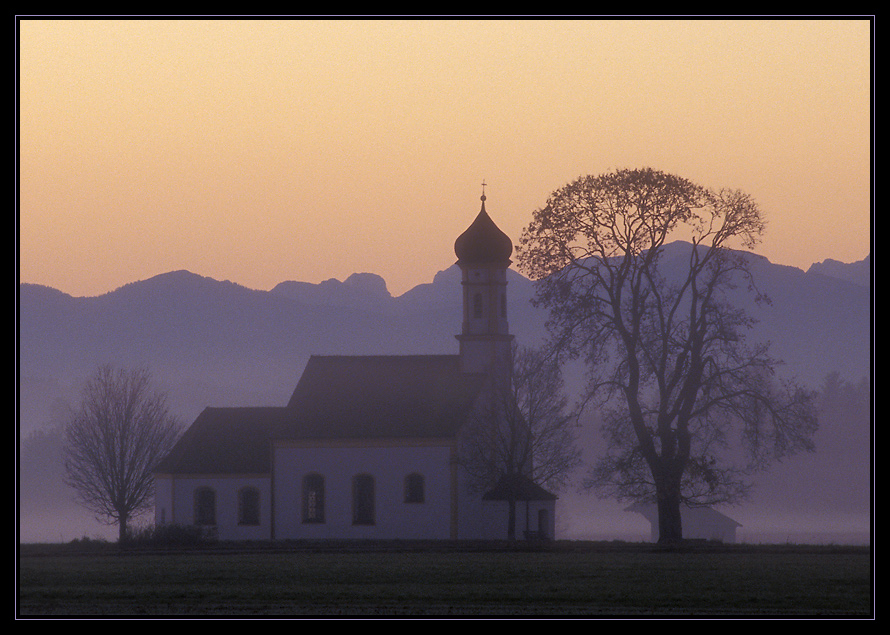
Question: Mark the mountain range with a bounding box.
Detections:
[17,242,871,543]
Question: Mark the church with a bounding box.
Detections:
[153,193,558,541]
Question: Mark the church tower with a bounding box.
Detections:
[454,188,514,381]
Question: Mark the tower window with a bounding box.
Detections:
[473,293,483,319]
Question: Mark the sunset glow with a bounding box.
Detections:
[18,18,872,297]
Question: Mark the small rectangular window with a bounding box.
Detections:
[194,487,216,526]
[302,474,325,523]
[473,293,483,319]
[238,487,260,526]
[404,473,425,503]
[353,474,375,525]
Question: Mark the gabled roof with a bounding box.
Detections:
[624,503,742,527]
[482,474,558,501]
[154,406,287,475]
[155,355,489,475]
[281,355,487,440]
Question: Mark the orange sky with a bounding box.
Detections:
[18,18,872,298]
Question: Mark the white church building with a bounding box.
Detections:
[153,194,557,541]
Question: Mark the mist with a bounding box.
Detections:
[18,246,871,544]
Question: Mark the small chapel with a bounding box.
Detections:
[153,193,558,541]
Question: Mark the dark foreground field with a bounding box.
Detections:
[18,540,873,617]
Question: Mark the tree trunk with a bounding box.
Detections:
[118,514,129,543]
[656,484,683,544]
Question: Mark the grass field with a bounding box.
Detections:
[17,541,873,617]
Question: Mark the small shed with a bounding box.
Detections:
[625,503,742,543]
[482,474,558,540]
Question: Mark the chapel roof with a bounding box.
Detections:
[453,195,513,265]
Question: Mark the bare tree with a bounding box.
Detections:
[517,168,818,543]
[459,343,582,539]
[63,365,181,542]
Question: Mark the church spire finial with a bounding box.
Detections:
[481,179,487,203]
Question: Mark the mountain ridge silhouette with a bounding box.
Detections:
[18,241,871,543]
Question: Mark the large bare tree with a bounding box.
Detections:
[517,168,818,543]
[459,343,582,539]
[63,365,181,542]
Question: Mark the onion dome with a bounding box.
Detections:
[454,194,513,264]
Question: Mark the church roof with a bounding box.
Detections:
[155,355,488,475]
[454,197,513,264]
[281,354,487,440]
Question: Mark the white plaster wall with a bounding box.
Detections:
[683,516,738,543]
[454,473,490,539]
[273,444,455,540]
[643,511,739,543]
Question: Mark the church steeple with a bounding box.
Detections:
[454,186,513,265]
[454,187,514,378]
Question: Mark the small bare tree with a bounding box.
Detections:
[63,365,181,542]
[459,344,582,539]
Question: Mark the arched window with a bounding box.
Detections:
[473,292,483,319]
[404,473,425,503]
[194,486,216,526]
[302,473,325,523]
[238,486,260,526]
[352,474,375,525]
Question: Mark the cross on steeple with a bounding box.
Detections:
[481,179,487,201]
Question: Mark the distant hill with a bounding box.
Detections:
[271,272,393,310]
[807,254,871,288]
[17,243,871,543]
